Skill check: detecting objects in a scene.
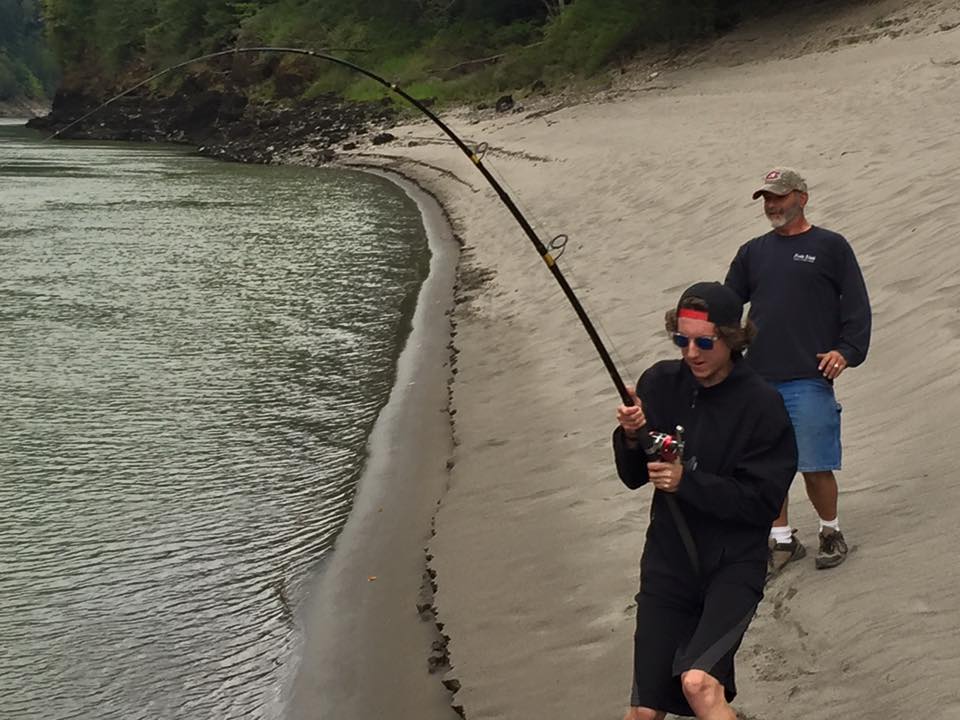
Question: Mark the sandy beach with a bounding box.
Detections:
[327,1,960,718]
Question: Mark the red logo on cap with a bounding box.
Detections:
[765,170,781,181]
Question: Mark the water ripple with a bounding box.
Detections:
[0,124,430,719]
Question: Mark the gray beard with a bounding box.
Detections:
[767,207,800,229]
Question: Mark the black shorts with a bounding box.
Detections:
[630,562,763,717]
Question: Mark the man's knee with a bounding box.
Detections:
[624,706,665,720]
[681,669,725,706]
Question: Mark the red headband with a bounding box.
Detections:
[678,309,709,321]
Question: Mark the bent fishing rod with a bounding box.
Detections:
[52,47,699,572]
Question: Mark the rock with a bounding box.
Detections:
[342,142,357,151]
[316,148,335,164]
[427,654,449,673]
[226,121,255,140]
[495,94,514,112]
[178,90,225,132]
[442,678,461,693]
[416,602,433,618]
[371,132,396,145]
[217,92,248,124]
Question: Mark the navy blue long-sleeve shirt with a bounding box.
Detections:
[725,226,871,382]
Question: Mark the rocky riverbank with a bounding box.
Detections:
[0,97,50,118]
[26,82,400,165]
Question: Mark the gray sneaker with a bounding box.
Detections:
[767,531,806,582]
[815,528,848,569]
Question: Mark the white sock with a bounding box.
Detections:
[820,517,840,533]
[770,525,794,544]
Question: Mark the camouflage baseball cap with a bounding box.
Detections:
[752,167,808,199]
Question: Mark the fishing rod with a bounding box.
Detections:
[51,46,699,572]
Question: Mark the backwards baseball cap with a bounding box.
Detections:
[677,281,743,327]
[752,167,808,199]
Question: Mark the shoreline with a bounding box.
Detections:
[288,169,462,720]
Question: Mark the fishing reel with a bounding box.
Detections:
[643,425,685,463]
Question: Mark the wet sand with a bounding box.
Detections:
[288,172,460,720]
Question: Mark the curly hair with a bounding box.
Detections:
[664,297,757,354]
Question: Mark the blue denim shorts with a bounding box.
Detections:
[771,378,842,472]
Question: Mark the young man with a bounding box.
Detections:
[613,282,797,720]
[725,167,871,578]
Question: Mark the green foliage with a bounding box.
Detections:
[1,0,57,100]
[92,0,156,67]
[0,54,46,100]
[0,57,19,100]
[37,0,765,104]
[528,0,719,76]
[145,0,209,63]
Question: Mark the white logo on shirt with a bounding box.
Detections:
[793,253,816,263]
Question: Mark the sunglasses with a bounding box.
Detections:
[672,333,718,351]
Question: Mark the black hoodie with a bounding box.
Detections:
[613,357,797,585]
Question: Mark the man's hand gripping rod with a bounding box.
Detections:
[628,418,699,575]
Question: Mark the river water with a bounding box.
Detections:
[0,120,432,719]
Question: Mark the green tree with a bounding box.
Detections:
[91,0,156,67]
[1,0,56,99]
[42,0,95,65]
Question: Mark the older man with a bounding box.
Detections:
[725,167,872,579]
